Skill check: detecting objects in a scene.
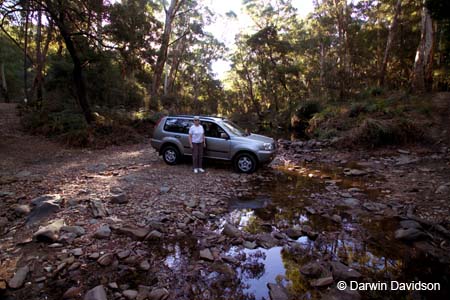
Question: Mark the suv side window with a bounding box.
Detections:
[203,121,227,138]
[164,118,192,134]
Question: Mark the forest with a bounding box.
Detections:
[0,0,449,145]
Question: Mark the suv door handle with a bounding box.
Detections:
[174,135,181,138]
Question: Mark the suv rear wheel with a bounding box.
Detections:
[234,152,257,173]
[162,145,180,165]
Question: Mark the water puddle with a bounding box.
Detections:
[215,166,450,299]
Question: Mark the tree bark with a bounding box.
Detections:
[44,1,93,124]
[151,0,185,107]
[411,1,434,92]
[0,63,9,102]
[379,0,402,87]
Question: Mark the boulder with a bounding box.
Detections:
[394,228,426,241]
[221,223,241,238]
[33,219,65,242]
[330,261,362,281]
[26,194,62,226]
[267,283,289,300]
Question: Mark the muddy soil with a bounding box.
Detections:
[1,103,449,300]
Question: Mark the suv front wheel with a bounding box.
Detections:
[234,152,257,173]
[162,145,180,165]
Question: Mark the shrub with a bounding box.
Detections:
[348,118,426,148]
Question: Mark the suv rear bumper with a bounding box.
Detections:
[150,139,162,151]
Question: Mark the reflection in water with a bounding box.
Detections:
[222,168,449,300]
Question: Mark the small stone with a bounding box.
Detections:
[343,198,360,207]
[84,285,107,300]
[435,184,449,194]
[139,260,151,271]
[63,286,82,299]
[159,186,171,194]
[285,228,303,239]
[146,230,163,240]
[243,241,257,249]
[330,261,362,281]
[62,226,86,237]
[97,253,114,266]
[267,283,288,300]
[123,290,138,300]
[90,199,108,218]
[116,226,150,240]
[311,276,334,287]
[71,248,83,256]
[94,225,111,239]
[192,211,206,220]
[14,205,31,216]
[8,265,29,289]
[399,220,422,230]
[108,282,119,289]
[148,288,169,300]
[300,262,323,277]
[110,193,128,204]
[117,250,131,259]
[395,228,426,241]
[222,223,241,238]
[199,248,214,261]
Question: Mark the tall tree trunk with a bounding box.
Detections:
[151,0,185,107]
[45,2,93,124]
[32,3,43,105]
[0,63,9,102]
[411,1,434,92]
[379,0,402,87]
[23,0,30,102]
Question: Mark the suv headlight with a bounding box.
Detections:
[262,143,274,151]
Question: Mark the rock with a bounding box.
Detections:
[300,262,323,277]
[159,186,171,194]
[139,260,151,271]
[267,283,288,300]
[192,211,207,220]
[71,248,83,256]
[94,225,111,239]
[14,205,31,216]
[110,193,128,204]
[115,226,150,240]
[84,285,107,300]
[110,187,123,194]
[8,265,29,289]
[63,286,82,299]
[343,198,360,207]
[90,199,108,218]
[399,220,422,230]
[26,194,62,225]
[301,226,318,240]
[34,219,65,242]
[362,202,387,211]
[62,226,86,237]
[148,288,169,300]
[97,253,114,266]
[117,250,131,259]
[243,241,257,249]
[257,234,279,248]
[285,228,303,239]
[343,169,367,176]
[16,170,32,178]
[435,184,449,194]
[394,228,426,241]
[330,261,362,281]
[322,288,361,300]
[199,248,214,261]
[395,155,418,166]
[147,230,164,240]
[311,276,333,287]
[311,276,334,287]
[222,223,241,238]
[331,214,342,223]
[87,163,108,173]
[0,280,6,290]
[123,290,138,300]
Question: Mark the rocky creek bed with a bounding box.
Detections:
[1,137,450,300]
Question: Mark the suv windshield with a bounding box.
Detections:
[221,120,248,137]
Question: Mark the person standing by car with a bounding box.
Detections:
[189,116,206,173]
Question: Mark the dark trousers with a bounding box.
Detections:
[192,143,203,169]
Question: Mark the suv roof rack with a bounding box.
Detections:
[170,114,226,120]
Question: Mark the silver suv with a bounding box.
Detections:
[151,115,276,173]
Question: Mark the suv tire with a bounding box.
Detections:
[162,145,180,165]
[234,152,257,173]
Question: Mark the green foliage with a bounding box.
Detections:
[349,118,425,148]
[0,34,25,100]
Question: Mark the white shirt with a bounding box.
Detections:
[189,124,204,143]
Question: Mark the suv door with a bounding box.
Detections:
[163,117,193,155]
[202,121,230,159]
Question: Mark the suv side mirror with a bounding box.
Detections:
[220,132,229,139]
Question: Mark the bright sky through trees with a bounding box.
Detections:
[207,0,315,78]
